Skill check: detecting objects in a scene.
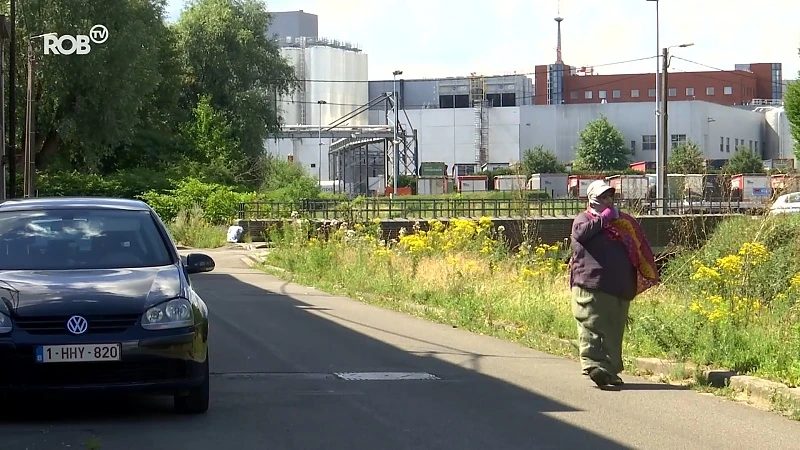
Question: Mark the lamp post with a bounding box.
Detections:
[392,69,402,195]
[317,100,327,183]
[646,0,661,211]
[658,43,695,214]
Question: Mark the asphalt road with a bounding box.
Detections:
[2,248,800,450]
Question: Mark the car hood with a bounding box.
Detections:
[0,265,183,317]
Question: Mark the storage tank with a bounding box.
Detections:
[764,107,794,160]
[276,37,369,126]
[528,173,568,198]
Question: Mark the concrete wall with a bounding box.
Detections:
[264,137,335,181]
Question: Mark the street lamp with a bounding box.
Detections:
[646,0,661,213]
[657,42,695,214]
[317,100,327,183]
[392,69,402,196]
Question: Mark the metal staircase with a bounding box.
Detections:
[297,37,308,125]
[469,75,489,167]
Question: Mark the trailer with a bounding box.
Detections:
[493,175,527,191]
[528,173,569,198]
[417,177,447,196]
[457,175,488,193]
[606,174,649,200]
[568,175,605,198]
[731,173,772,203]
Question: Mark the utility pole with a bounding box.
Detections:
[392,69,402,196]
[317,100,326,183]
[7,0,15,198]
[659,46,669,215]
[22,38,34,198]
[0,15,10,201]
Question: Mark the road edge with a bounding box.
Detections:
[240,254,800,418]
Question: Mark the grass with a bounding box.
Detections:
[261,213,800,389]
[166,205,228,249]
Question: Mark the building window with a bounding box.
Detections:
[570,91,578,100]
[642,135,656,151]
[598,90,607,99]
[671,134,687,148]
[613,89,621,98]
[735,138,739,148]
[755,141,759,152]
[726,137,730,152]
[631,140,636,153]
[706,87,715,95]
[668,88,677,97]
[749,140,753,150]
[720,136,724,152]
[648,88,656,97]
[631,89,640,98]
[585,90,593,99]
[686,87,695,96]
[724,86,733,95]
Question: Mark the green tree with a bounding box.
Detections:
[521,145,566,176]
[724,146,764,174]
[180,94,248,186]
[15,0,175,170]
[573,115,631,171]
[175,0,298,163]
[667,141,705,174]
[785,78,800,160]
[258,154,321,201]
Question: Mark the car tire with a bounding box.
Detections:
[174,356,210,414]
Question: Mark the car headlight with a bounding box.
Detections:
[141,298,194,330]
[0,312,11,334]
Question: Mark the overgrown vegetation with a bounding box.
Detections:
[262,212,800,388]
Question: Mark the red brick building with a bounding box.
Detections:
[533,62,783,107]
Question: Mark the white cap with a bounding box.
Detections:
[587,180,615,201]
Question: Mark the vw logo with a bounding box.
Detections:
[66,315,88,335]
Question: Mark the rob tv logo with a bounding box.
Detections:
[43,25,108,55]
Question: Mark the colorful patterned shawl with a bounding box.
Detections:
[589,208,660,295]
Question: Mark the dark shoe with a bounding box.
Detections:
[588,367,612,386]
[608,374,624,386]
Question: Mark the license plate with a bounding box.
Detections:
[35,344,121,363]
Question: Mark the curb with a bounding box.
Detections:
[632,357,800,407]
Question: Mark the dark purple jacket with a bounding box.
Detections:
[569,211,637,301]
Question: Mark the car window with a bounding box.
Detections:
[787,193,800,203]
[0,209,174,270]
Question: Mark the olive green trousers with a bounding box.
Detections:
[571,286,630,375]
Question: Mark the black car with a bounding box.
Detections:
[0,197,214,414]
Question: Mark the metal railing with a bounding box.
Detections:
[237,197,756,221]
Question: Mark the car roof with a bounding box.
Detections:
[0,197,152,212]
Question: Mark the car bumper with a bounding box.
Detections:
[0,329,207,393]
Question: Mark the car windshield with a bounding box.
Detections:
[0,208,174,270]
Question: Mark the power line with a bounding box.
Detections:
[279,73,648,110]
[671,56,792,89]
[282,56,658,83]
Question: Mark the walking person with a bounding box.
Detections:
[569,180,660,387]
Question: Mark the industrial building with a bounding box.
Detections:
[395,100,768,176]
[263,10,798,195]
[534,15,784,108]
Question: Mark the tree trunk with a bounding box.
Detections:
[34,129,60,169]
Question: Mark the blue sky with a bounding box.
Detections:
[166,0,800,84]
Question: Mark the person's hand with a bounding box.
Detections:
[600,207,618,224]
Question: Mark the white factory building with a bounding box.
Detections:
[263,10,799,192]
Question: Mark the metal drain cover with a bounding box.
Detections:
[333,372,440,381]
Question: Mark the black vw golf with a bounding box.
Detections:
[0,197,214,414]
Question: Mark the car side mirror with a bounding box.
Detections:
[185,253,215,274]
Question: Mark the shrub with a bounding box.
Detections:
[140,177,258,224]
[264,213,800,387]
[166,205,227,249]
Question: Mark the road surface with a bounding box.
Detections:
[2,248,799,450]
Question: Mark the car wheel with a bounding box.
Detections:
[174,356,210,414]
